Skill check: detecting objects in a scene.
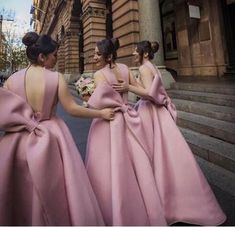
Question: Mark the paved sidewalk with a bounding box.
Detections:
[57,92,91,161]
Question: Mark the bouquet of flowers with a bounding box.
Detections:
[74,76,95,104]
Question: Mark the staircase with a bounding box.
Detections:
[168,82,235,197]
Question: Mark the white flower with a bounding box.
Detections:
[74,76,95,96]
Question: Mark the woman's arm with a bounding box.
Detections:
[58,73,114,120]
[112,65,154,98]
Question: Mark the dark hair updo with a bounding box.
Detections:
[22,32,59,64]
[96,38,120,68]
[136,40,159,64]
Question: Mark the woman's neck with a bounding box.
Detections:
[28,64,45,72]
[105,62,116,69]
[30,64,44,69]
[142,58,150,65]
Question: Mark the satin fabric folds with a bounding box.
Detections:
[135,61,226,225]
[0,69,104,226]
[86,64,167,226]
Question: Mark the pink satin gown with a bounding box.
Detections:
[135,60,226,225]
[86,63,167,226]
[0,68,104,225]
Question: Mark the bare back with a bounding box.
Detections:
[25,66,45,113]
[94,63,130,103]
[5,66,59,120]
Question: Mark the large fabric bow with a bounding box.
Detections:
[88,82,152,161]
[0,88,70,225]
[148,69,177,121]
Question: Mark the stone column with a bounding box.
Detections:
[112,0,140,66]
[81,0,107,75]
[64,32,80,82]
[138,0,175,88]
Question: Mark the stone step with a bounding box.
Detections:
[168,90,235,108]
[195,156,235,197]
[180,127,235,173]
[173,99,235,123]
[171,82,235,95]
[177,111,235,144]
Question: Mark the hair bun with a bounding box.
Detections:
[111,38,120,51]
[40,34,52,44]
[22,32,39,47]
[151,41,159,53]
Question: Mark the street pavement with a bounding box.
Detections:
[57,96,91,161]
[57,91,235,226]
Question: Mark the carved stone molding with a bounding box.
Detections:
[81,6,107,20]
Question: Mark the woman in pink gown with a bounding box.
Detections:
[0,32,115,225]
[86,38,167,226]
[115,40,226,225]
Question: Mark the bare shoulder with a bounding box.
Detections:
[3,78,11,89]
[117,63,130,77]
[58,72,64,78]
[117,63,128,69]
[94,70,105,80]
[3,70,20,89]
[93,70,106,86]
[58,72,69,90]
[57,72,66,83]
[45,69,61,78]
[139,65,153,76]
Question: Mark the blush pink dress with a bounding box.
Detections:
[0,68,104,226]
[135,60,226,225]
[86,63,167,226]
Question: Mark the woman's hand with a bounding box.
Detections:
[112,79,129,93]
[100,108,115,120]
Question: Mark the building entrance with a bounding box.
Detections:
[223,0,235,71]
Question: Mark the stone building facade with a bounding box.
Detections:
[32,0,235,81]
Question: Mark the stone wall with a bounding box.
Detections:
[33,0,81,82]
[170,0,227,77]
[81,0,107,72]
[32,0,228,78]
[112,0,140,67]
